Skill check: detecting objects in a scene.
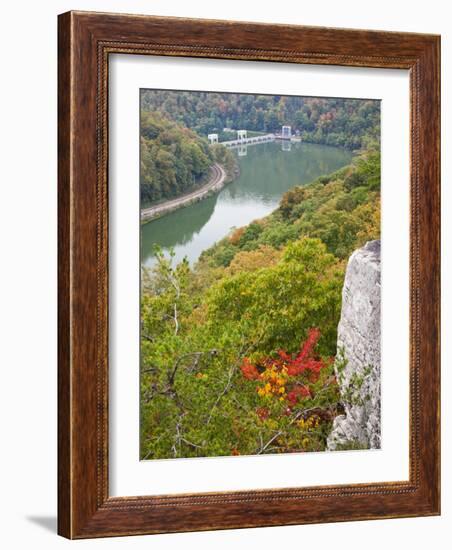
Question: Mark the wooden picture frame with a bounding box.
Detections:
[58,10,440,539]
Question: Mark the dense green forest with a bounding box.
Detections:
[140,111,237,203]
[201,150,380,266]
[141,90,380,149]
[140,149,380,459]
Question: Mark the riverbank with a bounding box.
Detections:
[140,147,380,460]
[141,163,228,223]
[141,142,353,267]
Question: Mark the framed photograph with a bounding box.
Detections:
[58,11,440,538]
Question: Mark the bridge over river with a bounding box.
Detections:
[221,133,275,148]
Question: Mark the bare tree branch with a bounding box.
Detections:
[256,409,305,454]
[173,302,179,335]
[168,349,218,386]
[180,437,203,449]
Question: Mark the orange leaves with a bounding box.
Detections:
[229,227,245,245]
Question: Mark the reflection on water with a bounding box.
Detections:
[141,141,353,267]
[281,141,292,152]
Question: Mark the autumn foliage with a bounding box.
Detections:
[235,328,341,453]
[140,147,380,459]
[240,328,330,407]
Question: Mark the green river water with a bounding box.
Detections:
[141,141,353,267]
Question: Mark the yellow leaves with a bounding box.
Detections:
[297,415,320,432]
[257,383,280,399]
[266,419,278,430]
[256,365,288,400]
[262,364,288,383]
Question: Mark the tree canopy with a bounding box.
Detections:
[140,148,381,459]
[141,90,380,150]
[140,111,214,203]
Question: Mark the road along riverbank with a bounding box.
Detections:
[141,163,227,223]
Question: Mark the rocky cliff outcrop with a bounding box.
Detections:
[327,240,381,451]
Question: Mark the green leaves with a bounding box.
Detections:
[140,111,214,204]
[139,145,380,460]
[206,238,342,358]
[141,90,380,151]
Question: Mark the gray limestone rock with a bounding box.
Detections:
[327,240,381,451]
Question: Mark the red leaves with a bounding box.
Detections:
[277,349,292,362]
[287,385,311,406]
[240,328,329,407]
[276,328,325,377]
[287,358,325,378]
[285,328,322,375]
[298,327,321,363]
[240,358,260,380]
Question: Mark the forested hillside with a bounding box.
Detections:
[201,149,380,266]
[140,148,380,459]
[141,90,380,149]
[140,111,237,204]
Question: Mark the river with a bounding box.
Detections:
[141,141,353,268]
